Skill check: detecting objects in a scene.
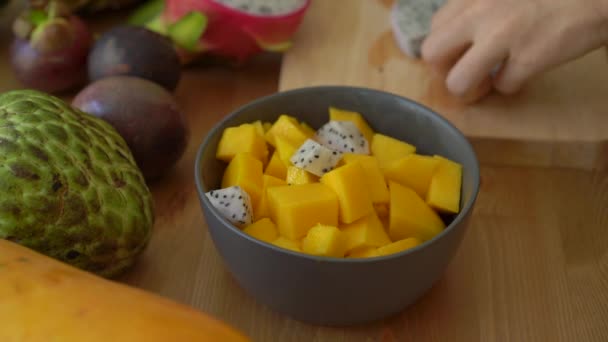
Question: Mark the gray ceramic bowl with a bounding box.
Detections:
[194,86,480,326]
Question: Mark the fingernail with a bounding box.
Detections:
[446,75,467,98]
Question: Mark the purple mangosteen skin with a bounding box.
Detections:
[10,16,92,94]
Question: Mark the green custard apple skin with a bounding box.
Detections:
[0,90,154,278]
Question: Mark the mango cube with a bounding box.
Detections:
[274,136,298,165]
[384,154,440,199]
[302,224,346,257]
[264,152,288,180]
[263,122,272,133]
[320,162,374,224]
[221,153,263,207]
[216,123,268,164]
[426,155,463,214]
[374,203,389,219]
[271,237,301,252]
[244,218,278,243]
[389,181,445,242]
[342,154,389,204]
[371,133,416,170]
[300,121,316,137]
[286,166,318,185]
[254,175,287,219]
[380,216,390,232]
[265,115,311,147]
[347,247,380,258]
[329,107,375,143]
[252,120,265,138]
[376,237,421,256]
[267,183,339,240]
[340,212,391,253]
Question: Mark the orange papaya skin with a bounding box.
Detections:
[0,239,251,342]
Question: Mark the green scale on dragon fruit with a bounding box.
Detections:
[158,0,311,63]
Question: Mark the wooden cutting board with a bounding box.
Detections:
[279,0,608,170]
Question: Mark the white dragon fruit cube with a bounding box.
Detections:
[290,139,343,177]
[205,186,253,226]
[390,0,446,58]
[314,120,370,155]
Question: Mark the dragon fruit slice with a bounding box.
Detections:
[390,0,445,58]
[290,139,343,177]
[134,0,311,64]
[314,121,370,155]
[205,185,253,226]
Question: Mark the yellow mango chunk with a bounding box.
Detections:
[380,216,390,232]
[389,181,445,242]
[267,183,339,240]
[243,218,278,243]
[300,122,316,137]
[265,115,312,147]
[329,107,375,143]
[340,212,391,253]
[376,237,421,256]
[264,152,288,180]
[286,166,319,185]
[320,162,373,224]
[342,154,389,204]
[216,124,269,164]
[426,155,463,214]
[374,203,389,219]
[302,224,346,257]
[252,120,265,138]
[371,133,416,170]
[221,153,263,207]
[347,246,380,258]
[254,175,287,219]
[274,136,298,165]
[263,122,272,133]
[271,237,301,252]
[384,154,440,199]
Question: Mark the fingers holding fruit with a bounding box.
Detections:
[422,0,608,97]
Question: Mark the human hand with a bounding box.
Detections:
[421,0,608,97]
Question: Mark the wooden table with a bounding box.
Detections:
[1,8,607,342]
[122,89,608,341]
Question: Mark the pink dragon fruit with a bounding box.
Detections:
[132,0,310,64]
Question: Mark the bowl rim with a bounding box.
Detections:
[194,85,480,263]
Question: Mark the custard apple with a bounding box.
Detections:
[0,90,154,278]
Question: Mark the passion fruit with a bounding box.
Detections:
[88,25,181,91]
[72,76,189,181]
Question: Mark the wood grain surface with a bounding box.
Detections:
[278,0,608,170]
[0,7,607,342]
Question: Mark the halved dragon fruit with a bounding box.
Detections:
[390,0,446,58]
[290,139,343,177]
[206,185,253,226]
[314,121,370,155]
[131,0,311,64]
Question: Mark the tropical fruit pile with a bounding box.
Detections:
[207,107,463,258]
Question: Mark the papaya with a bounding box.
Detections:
[0,239,251,342]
